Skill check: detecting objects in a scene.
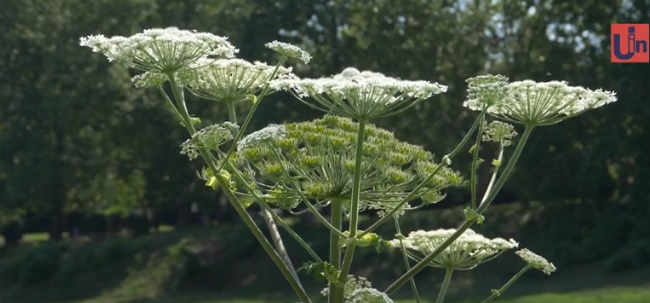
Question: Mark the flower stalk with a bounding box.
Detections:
[393,216,421,303]
[436,268,454,303]
[479,265,531,303]
[334,118,367,303]
[329,199,344,301]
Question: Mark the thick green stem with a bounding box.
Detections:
[394,216,421,303]
[329,200,343,302]
[227,101,238,124]
[259,207,303,287]
[347,118,367,236]
[436,268,454,303]
[470,114,486,209]
[480,266,531,303]
[166,73,311,303]
[385,126,534,295]
[334,119,367,303]
[362,112,485,235]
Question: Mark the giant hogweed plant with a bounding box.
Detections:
[81,27,616,303]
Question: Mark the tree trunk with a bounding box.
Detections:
[49,123,66,241]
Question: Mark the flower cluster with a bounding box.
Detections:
[273,67,447,119]
[482,121,517,146]
[347,288,394,303]
[184,58,296,103]
[463,76,617,126]
[131,71,168,88]
[233,115,462,215]
[180,122,239,160]
[265,41,312,64]
[320,275,393,303]
[80,27,237,73]
[515,248,557,275]
[389,228,518,270]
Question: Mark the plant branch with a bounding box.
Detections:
[166,73,311,303]
[479,266,531,303]
[385,125,534,295]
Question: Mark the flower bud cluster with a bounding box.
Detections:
[233,115,462,215]
[482,121,517,146]
[180,122,239,160]
[515,248,557,275]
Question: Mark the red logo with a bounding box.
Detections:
[611,24,649,63]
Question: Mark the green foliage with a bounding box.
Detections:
[0,242,65,284]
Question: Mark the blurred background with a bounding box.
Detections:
[1,0,649,302]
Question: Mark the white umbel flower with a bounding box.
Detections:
[265,40,311,64]
[185,58,296,103]
[273,67,447,120]
[80,27,237,73]
[515,248,557,275]
[464,78,617,126]
[320,275,393,303]
[347,288,394,303]
[236,124,286,151]
[390,228,518,270]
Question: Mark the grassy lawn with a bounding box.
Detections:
[72,270,650,303]
[2,229,648,303]
[498,286,650,303]
[73,284,650,303]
